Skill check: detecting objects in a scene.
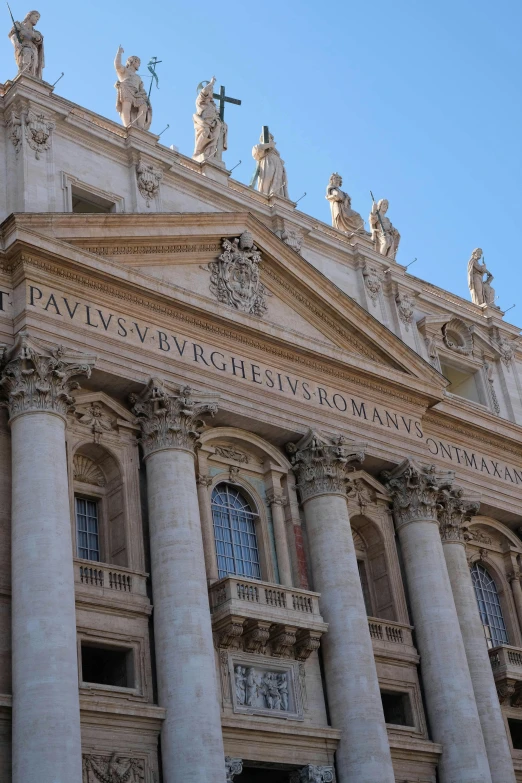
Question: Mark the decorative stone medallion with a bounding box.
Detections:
[207,232,269,316]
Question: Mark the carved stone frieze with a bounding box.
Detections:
[24,110,54,159]
[214,445,249,463]
[287,429,366,502]
[83,753,144,783]
[0,331,95,420]
[382,458,454,528]
[73,454,106,487]
[242,620,271,654]
[290,765,335,783]
[225,757,243,783]
[362,262,384,306]
[76,402,115,443]
[130,378,218,457]
[234,663,291,711]
[136,161,163,206]
[437,486,480,543]
[466,528,492,545]
[207,232,268,316]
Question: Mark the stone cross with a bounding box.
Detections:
[197,81,242,122]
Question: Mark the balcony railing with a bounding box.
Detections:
[489,644,522,707]
[367,616,417,662]
[209,575,327,661]
[74,558,148,600]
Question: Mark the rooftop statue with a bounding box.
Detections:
[252,130,288,198]
[114,46,152,131]
[467,248,497,307]
[8,9,44,79]
[193,77,227,162]
[369,198,401,260]
[326,173,364,234]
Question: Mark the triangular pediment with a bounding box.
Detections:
[7,211,448,403]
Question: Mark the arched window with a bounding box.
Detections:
[471,563,509,648]
[211,483,261,580]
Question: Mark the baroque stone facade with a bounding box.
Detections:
[0,59,522,783]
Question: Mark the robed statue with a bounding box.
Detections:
[9,9,44,79]
[193,77,227,162]
[114,46,152,131]
[369,198,401,259]
[467,248,496,306]
[326,173,364,234]
[252,131,288,198]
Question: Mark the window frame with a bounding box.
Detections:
[471,562,509,648]
[211,482,262,581]
[75,494,102,563]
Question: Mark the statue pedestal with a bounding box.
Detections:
[197,157,230,186]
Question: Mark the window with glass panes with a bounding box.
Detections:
[76,497,100,562]
[211,483,261,579]
[471,563,509,648]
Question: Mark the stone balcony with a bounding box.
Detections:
[368,617,419,663]
[73,558,151,615]
[209,576,328,661]
[489,644,522,706]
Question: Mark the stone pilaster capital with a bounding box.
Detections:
[0,330,95,421]
[196,474,213,488]
[225,757,243,782]
[508,569,522,584]
[382,458,454,529]
[266,487,286,507]
[286,429,366,503]
[130,378,219,458]
[437,485,480,543]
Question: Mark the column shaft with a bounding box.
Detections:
[270,497,293,587]
[303,493,395,783]
[397,518,492,783]
[444,542,515,783]
[510,574,522,633]
[197,475,219,583]
[146,447,226,783]
[12,412,82,783]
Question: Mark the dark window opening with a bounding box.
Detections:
[71,185,115,214]
[81,643,134,689]
[509,718,522,750]
[381,690,414,726]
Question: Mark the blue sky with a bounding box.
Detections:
[2,1,521,322]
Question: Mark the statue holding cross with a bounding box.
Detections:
[193,77,241,163]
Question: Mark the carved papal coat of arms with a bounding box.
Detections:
[208,231,268,316]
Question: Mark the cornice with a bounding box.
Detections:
[423,409,522,461]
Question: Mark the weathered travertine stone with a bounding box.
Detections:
[114,46,152,130]
[193,77,226,162]
[0,331,94,783]
[8,10,44,78]
[369,198,400,259]
[468,248,496,307]
[287,430,395,783]
[325,173,364,235]
[438,488,515,783]
[383,459,492,783]
[131,379,226,783]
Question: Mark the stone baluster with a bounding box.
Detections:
[131,380,226,783]
[437,487,515,783]
[266,487,293,587]
[0,331,95,783]
[383,459,492,783]
[287,430,395,783]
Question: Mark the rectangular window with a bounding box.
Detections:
[381,690,414,726]
[76,497,100,562]
[440,362,481,404]
[508,718,522,750]
[71,185,115,213]
[81,642,134,689]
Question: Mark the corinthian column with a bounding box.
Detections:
[130,380,226,783]
[0,331,95,783]
[383,460,492,783]
[438,488,515,783]
[287,431,395,783]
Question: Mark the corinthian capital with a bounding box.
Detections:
[382,458,454,529]
[0,331,95,420]
[286,429,366,503]
[130,378,218,458]
[437,486,480,543]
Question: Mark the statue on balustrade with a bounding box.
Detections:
[252,130,289,198]
[326,173,364,235]
[114,46,152,131]
[467,248,497,307]
[369,198,401,259]
[8,9,44,79]
[193,76,227,162]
